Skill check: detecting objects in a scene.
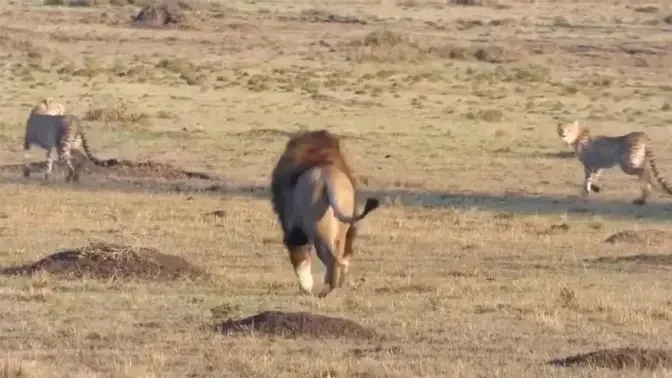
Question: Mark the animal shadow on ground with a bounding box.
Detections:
[212,311,381,341]
[549,347,672,370]
[0,149,227,194]
[3,152,672,221]
[354,188,672,221]
[0,241,206,281]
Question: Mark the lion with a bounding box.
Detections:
[270,129,380,298]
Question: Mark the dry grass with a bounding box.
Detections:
[1,0,672,376]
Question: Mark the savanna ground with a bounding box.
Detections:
[1,0,672,376]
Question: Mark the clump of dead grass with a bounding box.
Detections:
[82,99,150,126]
[345,29,520,63]
[549,347,672,370]
[0,359,27,378]
[345,30,426,63]
[295,8,367,24]
[463,108,503,122]
[155,57,207,86]
[449,0,508,8]
[603,229,668,245]
[462,64,550,84]
[633,5,659,13]
[43,0,137,6]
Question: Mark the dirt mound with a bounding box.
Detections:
[549,347,672,370]
[0,242,205,281]
[132,2,196,29]
[604,229,668,245]
[214,311,378,340]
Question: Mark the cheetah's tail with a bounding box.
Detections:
[646,148,672,195]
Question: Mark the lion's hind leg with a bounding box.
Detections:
[339,225,358,286]
[315,233,348,298]
[285,228,314,295]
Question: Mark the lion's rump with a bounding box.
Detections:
[270,130,356,231]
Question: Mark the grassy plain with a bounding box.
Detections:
[1,0,672,376]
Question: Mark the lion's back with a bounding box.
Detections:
[270,130,358,228]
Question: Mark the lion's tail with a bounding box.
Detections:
[324,175,379,224]
[647,148,672,195]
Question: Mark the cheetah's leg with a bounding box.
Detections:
[44,148,55,181]
[582,166,601,196]
[59,145,77,183]
[22,144,31,178]
[633,168,651,206]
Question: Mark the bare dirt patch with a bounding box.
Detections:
[0,242,205,281]
[549,347,672,370]
[604,229,669,245]
[214,311,379,340]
